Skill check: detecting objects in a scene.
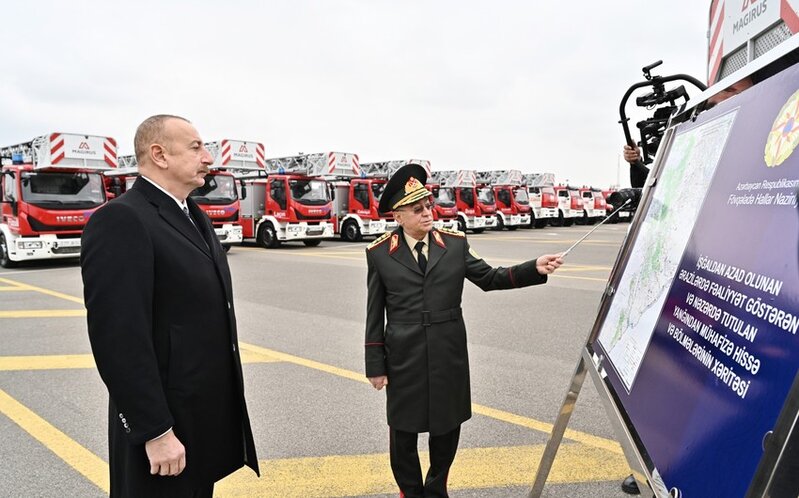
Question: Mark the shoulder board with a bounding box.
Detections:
[367,232,391,251]
[438,227,465,238]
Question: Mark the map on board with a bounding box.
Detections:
[597,110,738,391]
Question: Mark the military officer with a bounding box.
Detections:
[364,164,563,497]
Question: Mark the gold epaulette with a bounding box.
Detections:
[437,227,465,238]
[367,231,392,250]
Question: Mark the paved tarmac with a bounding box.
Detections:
[0,223,646,497]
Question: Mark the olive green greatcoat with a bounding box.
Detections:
[364,227,547,435]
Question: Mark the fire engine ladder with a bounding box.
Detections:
[263,152,361,178]
[361,160,432,179]
[205,140,265,173]
[478,170,523,186]
[1,134,117,170]
[522,173,555,187]
[433,170,478,188]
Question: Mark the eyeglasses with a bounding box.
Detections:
[399,201,434,216]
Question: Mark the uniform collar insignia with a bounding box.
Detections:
[432,230,446,248]
[389,233,400,254]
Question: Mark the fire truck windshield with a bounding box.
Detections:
[371,182,386,202]
[478,187,495,204]
[290,179,329,205]
[190,174,237,204]
[513,187,529,205]
[434,187,455,207]
[20,172,105,209]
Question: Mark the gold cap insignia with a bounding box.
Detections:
[404,177,424,193]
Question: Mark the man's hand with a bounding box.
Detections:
[145,430,186,476]
[368,376,388,390]
[536,254,564,275]
[623,145,641,164]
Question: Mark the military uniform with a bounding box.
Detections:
[365,227,547,433]
[364,163,550,497]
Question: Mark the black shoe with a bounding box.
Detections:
[621,474,640,495]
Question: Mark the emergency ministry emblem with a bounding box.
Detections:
[404,177,424,193]
[764,89,799,167]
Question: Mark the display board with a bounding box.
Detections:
[588,63,799,497]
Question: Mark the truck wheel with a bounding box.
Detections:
[257,223,281,249]
[303,240,321,247]
[457,217,467,232]
[507,225,518,231]
[534,218,548,229]
[472,228,485,234]
[563,217,574,227]
[0,235,16,268]
[494,216,504,231]
[550,211,565,227]
[341,220,362,242]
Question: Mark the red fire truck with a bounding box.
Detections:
[477,170,531,230]
[523,173,558,228]
[551,184,583,227]
[432,170,497,233]
[327,158,394,242]
[0,133,116,267]
[237,152,357,248]
[110,139,263,251]
[577,187,607,225]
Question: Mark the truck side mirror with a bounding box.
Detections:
[239,180,247,200]
[329,184,335,201]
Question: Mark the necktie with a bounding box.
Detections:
[182,206,195,226]
[415,241,427,273]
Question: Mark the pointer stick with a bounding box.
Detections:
[560,199,631,257]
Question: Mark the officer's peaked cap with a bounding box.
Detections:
[378,163,432,214]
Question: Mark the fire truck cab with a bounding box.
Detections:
[578,187,607,225]
[523,173,558,229]
[433,170,497,233]
[0,133,116,267]
[236,152,356,248]
[551,184,583,227]
[478,170,531,231]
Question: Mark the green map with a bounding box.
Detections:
[598,110,738,391]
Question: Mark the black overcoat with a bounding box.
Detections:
[81,177,258,497]
[364,227,547,435]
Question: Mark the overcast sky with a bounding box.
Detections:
[0,1,711,187]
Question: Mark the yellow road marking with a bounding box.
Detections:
[0,277,84,305]
[216,443,629,497]
[0,286,23,291]
[0,350,281,371]
[0,309,86,318]
[238,342,621,453]
[0,388,110,494]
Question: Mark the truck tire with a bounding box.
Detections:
[494,216,504,231]
[550,211,565,227]
[507,225,518,231]
[223,245,231,253]
[534,218,548,229]
[472,228,485,234]
[563,217,574,227]
[0,235,16,268]
[341,220,362,242]
[303,240,322,247]
[257,223,281,249]
[457,217,467,233]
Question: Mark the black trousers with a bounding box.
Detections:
[389,425,461,498]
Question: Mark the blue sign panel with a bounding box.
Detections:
[592,64,799,497]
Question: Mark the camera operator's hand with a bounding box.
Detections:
[623,145,641,164]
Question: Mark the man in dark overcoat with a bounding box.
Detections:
[364,164,563,497]
[81,115,259,497]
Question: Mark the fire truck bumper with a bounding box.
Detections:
[563,209,581,218]
[214,224,243,245]
[8,234,81,262]
[508,214,529,226]
[539,208,558,219]
[482,216,497,227]
[385,221,399,231]
[361,219,387,236]
[283,222,334,240]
